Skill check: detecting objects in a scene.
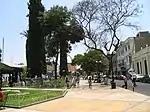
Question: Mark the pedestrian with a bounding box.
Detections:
[88,76,92,89]
[122,75,128,89]
[72,76,76,88]
[76,74,80,88]
[65,76,70,89]
[132,74,137,87]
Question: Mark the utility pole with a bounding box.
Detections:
[2,37,4,62]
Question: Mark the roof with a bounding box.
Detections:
[4,63,25,68]
[0,63,23,74]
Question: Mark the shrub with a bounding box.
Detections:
[39,78,66,88]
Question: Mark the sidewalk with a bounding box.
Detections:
[2,80,150,112]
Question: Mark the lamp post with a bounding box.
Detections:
[96,60,102,83]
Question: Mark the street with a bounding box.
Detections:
[114,79,150,96]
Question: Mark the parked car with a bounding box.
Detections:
[140,75,150,83]
[128,71,144,81]
[135,74,144,81]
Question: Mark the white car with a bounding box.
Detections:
[136,74,144,79]
[128,71,144,79]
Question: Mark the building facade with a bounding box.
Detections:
[68,63,77,73]
[132,46,150,75]
[114,31,150,75]
[115,37,134,75]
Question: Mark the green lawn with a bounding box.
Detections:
[3,89,64,107]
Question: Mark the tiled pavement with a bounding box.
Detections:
[1,80,150,112]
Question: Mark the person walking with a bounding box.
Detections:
[76,74,80,88]
[122,75,128,89]
[72,76,76,88]
[132,74,137,87]
[65,76,70,89]
[88,76,92,89]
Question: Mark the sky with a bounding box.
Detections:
[0,0,150,65]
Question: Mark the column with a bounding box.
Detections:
[140,60,143,75]
[147,55,150,75]
[146,55,149,75]
[142,57,145,75]
[134,60,137,73]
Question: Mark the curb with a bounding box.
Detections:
[5,90,68,109]
[2,87,66,91]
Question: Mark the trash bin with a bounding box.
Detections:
[111,81,116,89]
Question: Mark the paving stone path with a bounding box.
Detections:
[1,80,150,112]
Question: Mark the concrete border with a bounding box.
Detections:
[5,90,68,109]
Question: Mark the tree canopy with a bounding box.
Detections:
[27,0,46,77]
[41,5,84,77]
[72,50,108,74]
[73,0,142,82]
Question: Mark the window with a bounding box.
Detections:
[126,46,128,51]
[128,45,130,50]
[140,61,142,74]
[144,60,148,75]
[137,62,140,74]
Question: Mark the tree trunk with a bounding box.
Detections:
[106,57,111,78]
[28,0,45,78]
[60,39,68,77]
[26,39,31,78]
[0,74,2,87]
[55,52,59,79]
[110,56,114,83]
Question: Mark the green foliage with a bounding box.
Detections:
[22,67,27,80]
[41,5,84,76]
[26,78,66,88]
[72,50,108,73]
[72,54,83,65]
[27,0,46,77]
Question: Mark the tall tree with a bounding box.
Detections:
[42,5,84,77]
[45,36,59,79]
[72,50,108,74]
[28,0,46,78]
[73,0,142,87]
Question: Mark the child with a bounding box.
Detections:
[88,76,92,89]
[76,74,80,88]
[65,77,70,89]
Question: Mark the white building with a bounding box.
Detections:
[115,31,150,75]
[132,45,150,75]
[116,37,134,75]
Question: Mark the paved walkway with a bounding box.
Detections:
[1,80,150,112]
